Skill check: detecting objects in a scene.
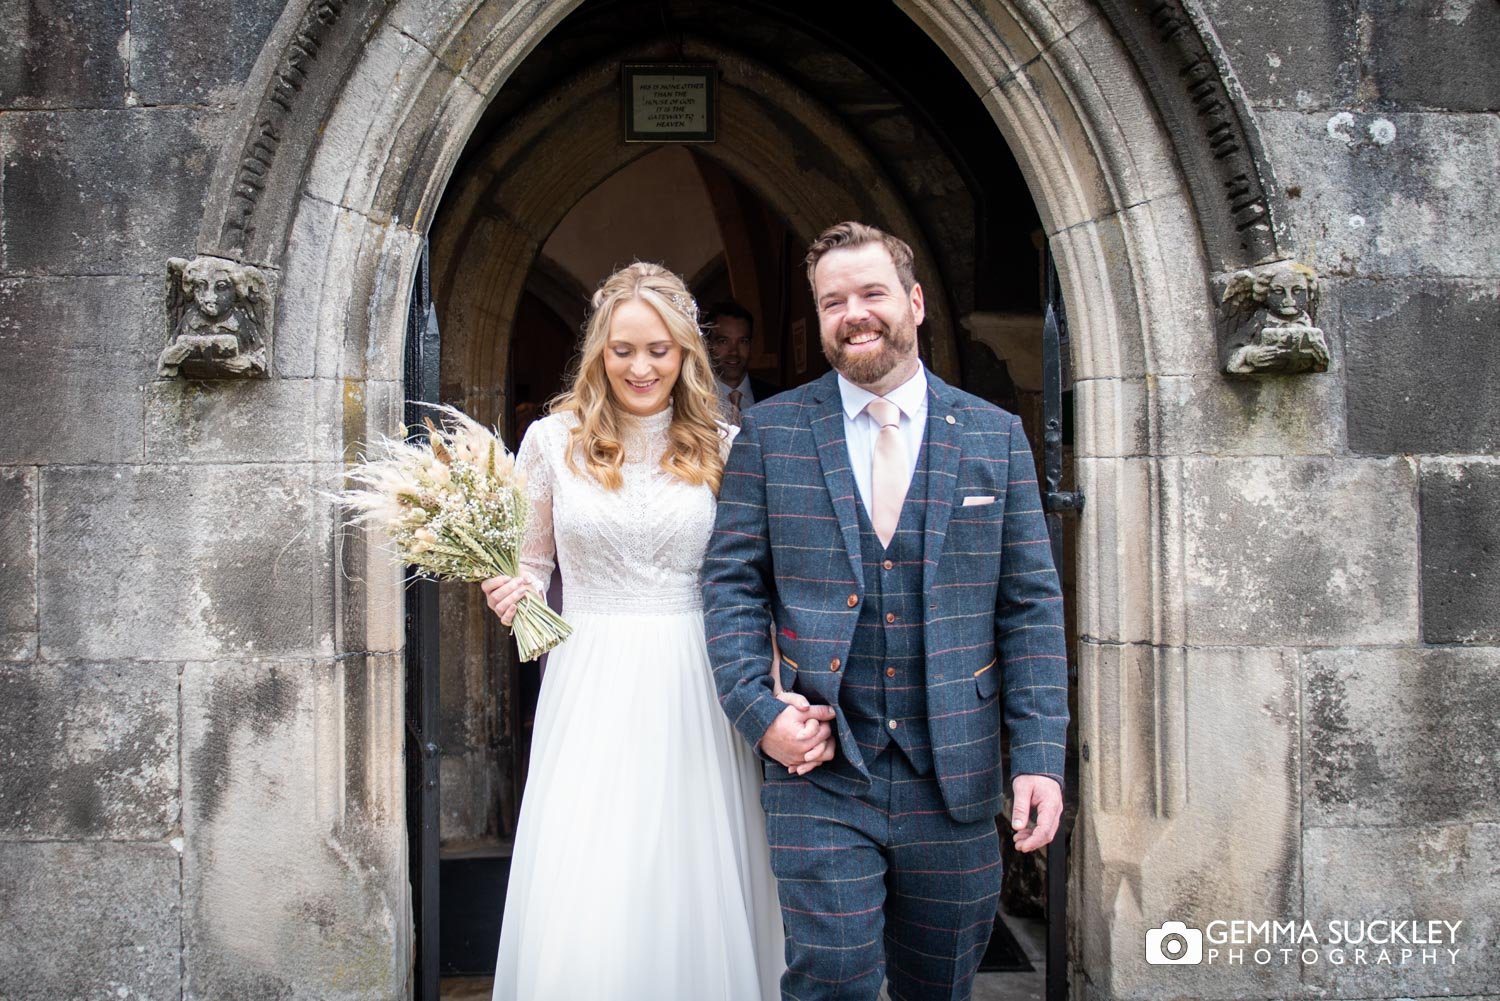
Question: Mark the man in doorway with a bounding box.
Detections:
[704,221,1069,1000]
[704,299,780,424]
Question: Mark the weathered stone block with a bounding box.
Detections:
[1259,111,1500,280]
[0,277,154,464]
[0,841,181,1001]
[0,0,128,108]
[1361,0,1500,112]
[1073,378,1149,459]
[1304,823,1499,996]
[1076,645,1303,999]
[1152,371,1345,456]
[1305,648,1500,828]
[0,661,179,838]
[38,463,337,660]
[1075,458,1158,645]
[0,468,37,660]
[302,22,480,227]
[129,0,286,105]
[1342,279,1499,456]
[1054,19,1192,209]
[337,380,408,656]
[1197,0,1359,109]
[1175,457,1419,645]
[182,657,408,1000]
[277,195,419,383]
[0,108,223,274]
[391,0,560,84]
[146,377,345,463]
[1422,460,1500,643]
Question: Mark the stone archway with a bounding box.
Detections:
[429,38,961,428]
[184,2,1331,997]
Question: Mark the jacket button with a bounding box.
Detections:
[882,559,894,570]
[888,719,899,730]
[847,594,859,607]
[830,658,841,672]
[885,612,897,624]
[885,666,896,678]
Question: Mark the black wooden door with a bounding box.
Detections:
[404,243,442,1001]
[1042,248,1082,1001]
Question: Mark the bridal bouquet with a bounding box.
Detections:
[340,404,571,662]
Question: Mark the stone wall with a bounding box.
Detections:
[1,2,409,999]
[0,1,1496,1000]
[1183,1,1500,996]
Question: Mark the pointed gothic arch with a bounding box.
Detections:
[183,2,1316,995]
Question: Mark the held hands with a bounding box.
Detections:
[1010,774,1064,853]
[480,574,534,626]
[763,692,837,776]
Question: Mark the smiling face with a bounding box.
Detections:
[707,315,752,387]
[813,242,924,395]
[603,297,683,417]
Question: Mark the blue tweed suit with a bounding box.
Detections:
[703,368,1068,1000]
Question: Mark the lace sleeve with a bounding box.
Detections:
[515,419,558,595]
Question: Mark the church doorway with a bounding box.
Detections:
[410,2,1080,997]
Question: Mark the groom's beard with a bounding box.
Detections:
[823,309,918,386]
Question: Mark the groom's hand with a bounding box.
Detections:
[1010,774,1063,853]
[762,693,836,774]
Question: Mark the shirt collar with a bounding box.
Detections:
[718,375,751,397]
[838,362,928,421]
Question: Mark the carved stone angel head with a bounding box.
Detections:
[1219,260,1328,376]
[159,256,271,379]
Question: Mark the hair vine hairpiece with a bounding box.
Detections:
[663,289,702,332]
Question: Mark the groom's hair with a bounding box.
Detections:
[804,221,917,294]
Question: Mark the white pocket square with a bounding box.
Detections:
[962,495,997,507]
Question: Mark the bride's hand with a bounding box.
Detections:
[481,574,534,626]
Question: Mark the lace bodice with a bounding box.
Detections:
[515,409,735,615]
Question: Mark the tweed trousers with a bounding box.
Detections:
[761,746,1003,1001]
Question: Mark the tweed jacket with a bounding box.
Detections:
[703,368,1069,823]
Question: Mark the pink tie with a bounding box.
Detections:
[728,389,743,424]
[865,398,909,547]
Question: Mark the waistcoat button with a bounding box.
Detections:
[885,612,897,624]
[830,658,841,672]
[885,666,896,678]
[847,594,859,607]
[882,559,894,570]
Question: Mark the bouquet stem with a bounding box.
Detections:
[510,590,571,662]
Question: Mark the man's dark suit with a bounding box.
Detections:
[703,368,1068,999]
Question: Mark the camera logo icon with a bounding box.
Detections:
[1145,921,1203,965]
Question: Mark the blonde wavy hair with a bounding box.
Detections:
[551,262,726,493]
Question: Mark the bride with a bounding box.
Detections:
[481,262,833,1000]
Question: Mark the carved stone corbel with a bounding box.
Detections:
[159,256,271,379]
[1217,260,1329,376]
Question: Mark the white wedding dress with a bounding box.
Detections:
[492,407,784,1001]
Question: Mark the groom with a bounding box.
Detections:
[704,221,1069,1000]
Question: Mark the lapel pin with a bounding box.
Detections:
[945,415,956,424]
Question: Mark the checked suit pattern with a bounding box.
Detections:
[703,368,1069,1000]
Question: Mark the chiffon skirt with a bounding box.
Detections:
[492,608,785,1001]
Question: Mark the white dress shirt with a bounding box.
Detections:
[716,375,754,423]
[837,364,928,521]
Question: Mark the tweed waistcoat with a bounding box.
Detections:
[841,449,934,775]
